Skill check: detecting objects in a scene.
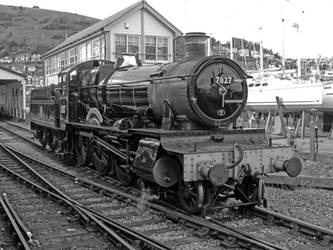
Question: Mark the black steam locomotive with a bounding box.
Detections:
[31,33,301,213]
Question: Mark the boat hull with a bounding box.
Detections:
[245,78,333,113]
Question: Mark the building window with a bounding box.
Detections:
[45,59,50,75]
[58,52,66,70]
[145,36,169,61]
[128,35,139,54]
[79,44,87,62]
[51,56,58,73]
[115,34,139,58]
[69,48,78,66]
[100,37,105,59]
[92,38,101,59]
[145,36,156,60]
[87,41,92,60]
[157,37,168,61]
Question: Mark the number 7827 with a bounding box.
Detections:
[215,76,233,85]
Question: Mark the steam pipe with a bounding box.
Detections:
[227,143,244,169]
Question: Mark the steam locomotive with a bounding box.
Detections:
[30,33,302,213]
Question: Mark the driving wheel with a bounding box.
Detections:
[39,132,47,149]
[113,158,133,186]
[92,145,111,175]
[178,179,205,214]
[76,135,91,166]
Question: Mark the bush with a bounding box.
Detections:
[31,43,51,54]
[0,12,14,21]
[50,34,63,40]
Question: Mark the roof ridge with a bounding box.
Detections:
[42,0,181,58]
[0,65,26,78]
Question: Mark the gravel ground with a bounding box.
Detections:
[265,145,333,230]
[265,186,333,230]
[297,153,333,177]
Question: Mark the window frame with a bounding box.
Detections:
[45,58,51,75]
[58,52,66,71]
[86,41,92,60]
[114,34,140,59]
[144,36,169,63]
[79,43,87,62]
[92,38,101,59]
[68,48,78,67]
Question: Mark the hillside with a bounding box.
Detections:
[0,4,100,57]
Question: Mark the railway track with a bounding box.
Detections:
[0,122,39,148]
[0,195,30,249]
[0,141,284,250]
[0,175,116,249]
[0,143,171,250]
[0,157,118,249]
[3,121,333,192]
[206,207,332,249]
[1,122,333,249]
[1,141,333,250]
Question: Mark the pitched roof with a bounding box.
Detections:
[42,0,182,58]
[0,65,26,79]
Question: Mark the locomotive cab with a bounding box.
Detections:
[57,60,115,126]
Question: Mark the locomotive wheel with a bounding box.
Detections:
[76,135,91,166]
[178,180,205,214]
[113,158,133,186]
[234,175,265,206]
[39,132,47,149]
[92,147,111,175]
[47,134,57,151]
[50,138,59,152]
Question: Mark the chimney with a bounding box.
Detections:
[183,32,210,60]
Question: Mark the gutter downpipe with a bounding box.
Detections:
[101,28,107,60]
[141,1,145,63]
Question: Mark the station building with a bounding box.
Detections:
[42,0,182,85]
[0,65,26,119]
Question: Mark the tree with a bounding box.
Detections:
[18,6,24,15]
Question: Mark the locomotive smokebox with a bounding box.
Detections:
[184,32,210,60]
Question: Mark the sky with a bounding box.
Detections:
[1,0,332,58]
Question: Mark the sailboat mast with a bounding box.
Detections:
[259,26,264,76]
[260,40,264,74]
[230,37,233,60]
[281,18,286,75]
[281,1,286,75]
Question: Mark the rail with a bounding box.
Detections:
[251,207,333,246]
[4,144,285,250]
[0,143,171,250]
[0,195,31,250]
[2,126,331,249]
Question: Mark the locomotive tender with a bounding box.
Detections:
[31,33,302,213]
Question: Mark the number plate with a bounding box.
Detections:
[215,76,233,85]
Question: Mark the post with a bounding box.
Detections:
[265,111,272,139]
[301,110,305,139]
[22,80,26,120]
[309,117,316,161]
[295,116,302,137]
[276,96,287,137]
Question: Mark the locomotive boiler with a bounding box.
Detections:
[31,33,302,213]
